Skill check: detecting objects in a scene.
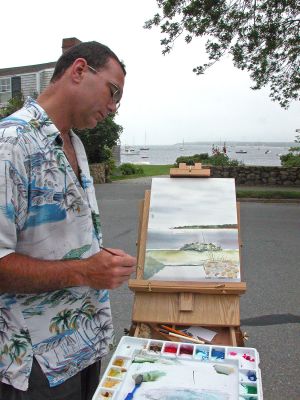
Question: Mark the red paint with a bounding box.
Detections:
[243,353,255,362]
[164,345,177,354]
[179,345,193,356]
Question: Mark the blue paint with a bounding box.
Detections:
[211,349,225,360]
[195,348,209,361]
[247,370,257,381]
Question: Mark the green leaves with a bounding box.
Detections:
[74,114,122,164]
[146,0,300,108]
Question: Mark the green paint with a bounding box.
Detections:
[242,384,257,394]
[133,370,166,382]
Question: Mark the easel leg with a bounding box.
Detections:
[230,326,237,346]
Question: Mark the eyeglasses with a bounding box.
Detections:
[87,65,122,110]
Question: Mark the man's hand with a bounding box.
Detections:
[84,248,136,289]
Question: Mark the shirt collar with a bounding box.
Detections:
[24,97,61,145]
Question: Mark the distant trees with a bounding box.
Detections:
[280,135,300,166]
[145,0,300,108]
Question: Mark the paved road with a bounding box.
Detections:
[95,178,300,400]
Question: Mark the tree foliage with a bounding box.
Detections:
[0,93,25,118]
[74,115,123,164]
[175,151,243,167]
[145,0,300,108]
[280,134,300,166]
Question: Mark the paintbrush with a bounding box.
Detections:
[124,374,143,400]
[160,325,194,339]
[161,325,210,344]
[100,246,119,256]
[159,329,205,344]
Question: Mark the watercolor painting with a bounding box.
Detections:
[144,178,240,282]
[118,352,238,400]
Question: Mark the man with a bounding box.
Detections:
[0,41,136,399]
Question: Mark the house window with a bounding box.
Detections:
[0,78,12,103]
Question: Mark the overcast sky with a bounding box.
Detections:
[1,0,299,145]
[149,178,237,228]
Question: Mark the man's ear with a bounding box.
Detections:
[70,58,88,84]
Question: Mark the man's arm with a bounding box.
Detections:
[0,249,136,294]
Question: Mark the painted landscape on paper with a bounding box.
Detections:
[144,178,240,282]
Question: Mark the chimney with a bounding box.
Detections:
[62,37,82,53]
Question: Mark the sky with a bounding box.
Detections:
[1,0,299,145]
[148,178,237,228]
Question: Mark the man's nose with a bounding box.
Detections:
[108,101,117,114]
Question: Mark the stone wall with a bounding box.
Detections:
[89,163,300,186]
[210,166,300,186]
[89,163,106,184]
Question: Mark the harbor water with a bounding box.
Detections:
[120,142,293,166]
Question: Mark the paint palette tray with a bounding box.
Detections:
[93,336,263,400]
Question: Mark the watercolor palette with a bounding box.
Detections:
[92,336,263,400]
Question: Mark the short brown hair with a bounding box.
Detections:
[51,41,126,82]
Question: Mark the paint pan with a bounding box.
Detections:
[112,357,129,368]
[147,340,163,353]
[162,342,178,356]
[195,346,209,361]
[117,337,148,357]
[178,344,194,358]
[239,369,257,383]
[240,383,258,395]
[107,367,127,379]
[102,378,121,389]
[211,347,225,360]
[227,348,256,369]
[239,397,258,400]
[97,389,114,399]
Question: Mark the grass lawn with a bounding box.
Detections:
[236,189,300,199]
[110,164,173,180]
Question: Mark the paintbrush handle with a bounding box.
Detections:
[100,246,119,256]
[167,331,205,344]
[124,383,141,400]
[160,325,192,338]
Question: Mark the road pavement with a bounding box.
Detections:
[95,177,300,400]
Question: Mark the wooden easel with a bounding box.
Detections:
[129,163,246,346]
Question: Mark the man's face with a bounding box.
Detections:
[73,57,125,129]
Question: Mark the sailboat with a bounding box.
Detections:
[179,139,185,151]
[140,131,149,151]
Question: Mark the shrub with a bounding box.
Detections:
[280,135,300,167]
[175,153,209,166]
[119,163,144,176]
[175,153,242,167]
[280,153,300,167]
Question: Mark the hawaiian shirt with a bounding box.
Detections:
[0,97,113,391]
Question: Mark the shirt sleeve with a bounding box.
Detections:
[0,138,28,259]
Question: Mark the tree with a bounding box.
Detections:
[74,114,123,164]
[0,93,25,118]
[144,0,300,108]
[280,134,300,166]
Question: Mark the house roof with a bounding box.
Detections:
[0,61,56,77]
